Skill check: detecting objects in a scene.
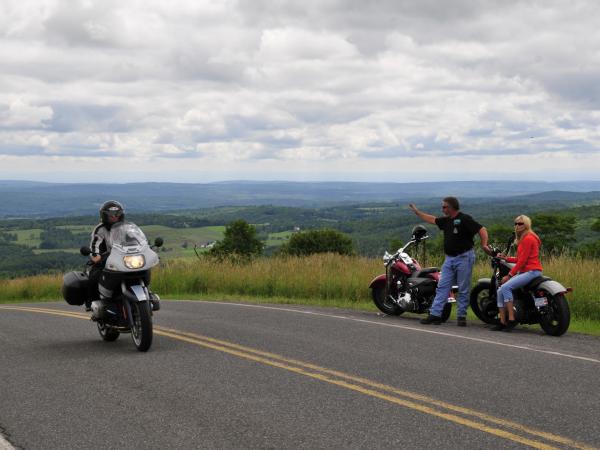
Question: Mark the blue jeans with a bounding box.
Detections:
[430,249,476,318]
[496,270,542,307]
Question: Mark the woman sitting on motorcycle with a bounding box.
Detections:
[493,215,543,332]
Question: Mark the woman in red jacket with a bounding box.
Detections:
[492,215,543,332]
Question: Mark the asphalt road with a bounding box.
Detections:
[1,300,599,449]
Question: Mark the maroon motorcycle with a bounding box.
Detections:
[369,226,454,321]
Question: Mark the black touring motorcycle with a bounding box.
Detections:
[470,235,571,336]
[62,222,163,351]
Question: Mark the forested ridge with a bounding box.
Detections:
[1,193,600,278]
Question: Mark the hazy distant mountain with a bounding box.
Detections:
[1,180,600,218]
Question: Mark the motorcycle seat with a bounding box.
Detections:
[413,267,439,277]
[525,276,551,290]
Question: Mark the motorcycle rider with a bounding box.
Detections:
[86,200,125,311]
[493,215,543,332]
[409,197,491,326]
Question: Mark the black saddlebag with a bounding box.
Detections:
[406,277,437,297]
[62,271,89,306]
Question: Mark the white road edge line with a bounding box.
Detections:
[181,300,600,364]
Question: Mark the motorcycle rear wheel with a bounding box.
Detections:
[371,286,404,316]
[469,282,499,324]
[539,293,570,336]
[131,301,153,352]
[97,322,120,342]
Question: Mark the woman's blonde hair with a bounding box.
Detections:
[514,215,534,245]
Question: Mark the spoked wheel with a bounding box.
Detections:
[130,301,153,352]
[371,286,404,316]
[539,293,570,336]
[470,282,499,324]
[97,322,120,342]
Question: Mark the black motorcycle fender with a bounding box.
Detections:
[536,280,568,296]
[476,278,490,287]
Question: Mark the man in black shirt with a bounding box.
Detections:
[409,197,491,326]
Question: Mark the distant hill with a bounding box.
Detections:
[2,179,600,218]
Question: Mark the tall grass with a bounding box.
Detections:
[151,254,381,306]
[2,254,599,322]
[0,273,62,302]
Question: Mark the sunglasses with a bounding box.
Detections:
[514,222,524,226]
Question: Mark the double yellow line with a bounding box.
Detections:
[1,305,596,450]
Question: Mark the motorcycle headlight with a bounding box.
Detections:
[123,255,145,269]
[383,252,391,265]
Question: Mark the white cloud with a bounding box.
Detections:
[0,98,53,129]
[0,0,599,181]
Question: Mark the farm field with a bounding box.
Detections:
[7,224,296,260]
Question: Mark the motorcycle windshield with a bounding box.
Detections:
[110,222,148,251]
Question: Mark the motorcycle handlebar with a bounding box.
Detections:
[489,246,501,257]
[399,236,429,252]
[383,236,429,265]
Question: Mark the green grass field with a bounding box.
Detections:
[14,229,44,247]
[265,230,293,247]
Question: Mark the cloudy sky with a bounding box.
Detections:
[1,0,599,183]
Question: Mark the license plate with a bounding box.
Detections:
[534,297,548,308]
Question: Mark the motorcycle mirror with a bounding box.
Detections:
[80,246,92,256]
[504,232,515,253]
[154,237,164,248]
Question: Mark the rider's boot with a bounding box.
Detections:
[149,292,161,311]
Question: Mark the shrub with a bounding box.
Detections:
[209,219,263,259]
[279,228,355,256]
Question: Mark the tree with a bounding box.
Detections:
[531,213,576,254]
[279,228,355,256]
[389,238,403,251]
[591,218,600,233]
[486,223,515,251]
[209,219,263,258]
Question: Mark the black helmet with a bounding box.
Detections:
[100,200,125,225]
[411,225,428,241]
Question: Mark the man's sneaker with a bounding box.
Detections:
[420,314,442,325]
[457,316,467,327]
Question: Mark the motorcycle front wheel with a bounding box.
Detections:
[97,322,120,342]
[469,282,499,324]
[131,301,153,351]
[539,293,570,336]
[371,286,404,316]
